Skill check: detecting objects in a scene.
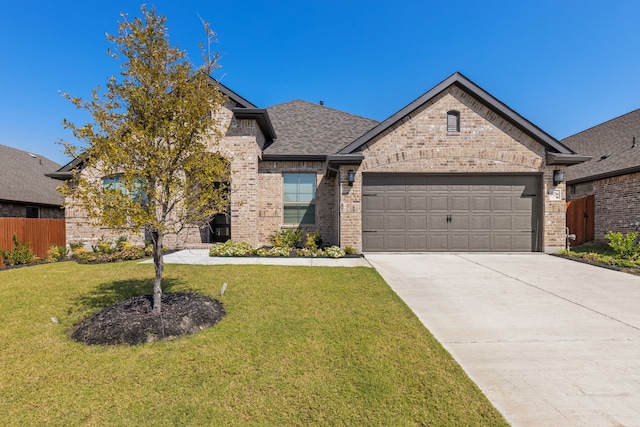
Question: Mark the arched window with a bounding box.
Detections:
[447,110,460,133]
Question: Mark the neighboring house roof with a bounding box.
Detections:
[338,72,585,165]
[563,109,640,184]
[0,144,63,206]
[263,100,379,157]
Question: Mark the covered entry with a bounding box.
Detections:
[362,174,540,252]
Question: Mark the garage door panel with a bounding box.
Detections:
[429,195,448,211]
[450,196,470,211]
[514,215,532,231]
[408,196,427,211]
[472,215,491,231]
[430,215,448,231]
[514,197,533,212]
[364,215,384,230]
[470,235,492,250]
[493,215,513,231]
[386,234,406,251]
[362,174,538,252]
[364,195,384,211]
[386,215,405,231]
[450,215,470,231]
[408,215,427,231]
[387,196,406,211]
[449,234,470,250]
[471,196,491,211]
[428,234,449,250]
[407,234,428,251]
[493,196,513,211]
[513,234,533,251]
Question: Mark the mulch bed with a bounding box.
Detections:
[71,292,225,346]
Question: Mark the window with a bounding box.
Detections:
[447,110,460,133]
[283,173,316,224]
[103,174,147,204]
[26,206,39,218]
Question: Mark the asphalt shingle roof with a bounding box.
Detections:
[563,109,640,183]
[0,144,63,206]
[264,100,379,155]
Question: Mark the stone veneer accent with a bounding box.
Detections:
[338,88,567,252]
[567,172,640,241]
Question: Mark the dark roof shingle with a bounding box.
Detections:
[264,100,378,156]
[0,144,63,206]
[563,109,640,183]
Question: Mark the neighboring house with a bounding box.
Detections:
[0,144,64,218]
[564,109,640,241]
[50,72,587,252]
[0,144,65,262]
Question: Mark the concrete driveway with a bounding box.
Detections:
[365,253,640,427]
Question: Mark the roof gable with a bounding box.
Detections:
[339,72,575,156]
[0,144,63,206]
[563,109,640,183]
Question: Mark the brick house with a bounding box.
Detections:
[0,144,64,219]
[51,72,586,252]
[564,109,640,241]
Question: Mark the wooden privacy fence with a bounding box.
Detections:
[566,195,595,246]
[0,218,66,263]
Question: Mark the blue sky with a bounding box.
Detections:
[1,0,639,166]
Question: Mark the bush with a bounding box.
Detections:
[304,230,323,250]
[209,240,254,257]
[45,245,68,263]
[256,246,292,257]
[344,246,358,256]
[605,231,639,259]
[0,234,38,266]
[322,246,346,258]
[270,229,303,249]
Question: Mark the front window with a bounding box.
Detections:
[283,173,316,224]
[103,174,147,204]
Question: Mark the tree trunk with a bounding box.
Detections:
[151,230,164,314]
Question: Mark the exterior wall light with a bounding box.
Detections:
[553,170,564,186]
[347,170,356,186]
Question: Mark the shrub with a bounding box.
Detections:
[605,231,639,259]
[209,240,254,257]
[322,246,346,258]
[304,230,322,250]
[296,248,322,257]
[255,246,292,257]
[270,229,302,249]
[45,245,68,263]
[0,234,38,266]
[91,236,116,255]
[344,246,358,256]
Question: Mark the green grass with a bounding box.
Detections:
[0,261,507,426]
[563,242,640,270]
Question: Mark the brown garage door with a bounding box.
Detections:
[362,174,540,252]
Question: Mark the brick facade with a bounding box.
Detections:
[568,172,640,241]
[0,202,64,218]
[338,88,567,252]
[257,161,337,247]
[63,83,570,252]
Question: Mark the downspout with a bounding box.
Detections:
[326,162,341,247]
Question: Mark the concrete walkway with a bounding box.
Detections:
[145,249,372,267]
[366,253,640,427]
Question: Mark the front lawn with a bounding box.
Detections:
[0,261,506,426]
